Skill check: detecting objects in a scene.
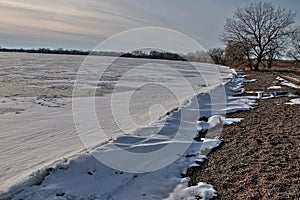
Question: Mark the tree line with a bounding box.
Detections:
[0,47,206,62]
[0,46,225,64]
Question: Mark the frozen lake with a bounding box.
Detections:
[0,52,233,195]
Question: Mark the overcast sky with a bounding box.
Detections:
[1,0,299,52]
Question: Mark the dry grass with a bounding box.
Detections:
[233,60,300,74]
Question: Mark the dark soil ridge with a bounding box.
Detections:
[279,75,300,87]
[187,71,300,200]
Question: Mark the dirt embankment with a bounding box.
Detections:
[187,71,300,200]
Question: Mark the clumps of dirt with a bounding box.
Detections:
[187,71,300,199]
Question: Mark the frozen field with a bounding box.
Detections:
[0,52,239,198]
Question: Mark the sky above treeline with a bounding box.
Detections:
[1,0,299,53]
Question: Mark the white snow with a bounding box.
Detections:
[276,76,300,89]
[267,85,282,90]
[286,98,300,105]
[1,53,258,200]
[245,92,297,100]
[196,115,222,133]
[221,117,244,125]
[165,178,217,200]
[5,71,255,200]
[11,139,220,200]
[0,53,234,195]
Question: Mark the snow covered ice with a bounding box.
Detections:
[0,53,256,199]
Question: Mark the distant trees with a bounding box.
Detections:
[184,51,212,63]
[149,50,184,60]
[207,48,226,65]
[0,47,91,55]
[121,50,186,61]
[224,42,250,68]
[287,27,300,64]
[221,2,296,70]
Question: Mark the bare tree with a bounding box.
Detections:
[185,52,197,62]
[287,27,300,64]
[225,41,251,69]
[184,51,213,63]
[207,48,226,65]
[221,2,296,71]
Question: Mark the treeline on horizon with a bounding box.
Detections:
[0,47,195,62]
[1,45,299,71]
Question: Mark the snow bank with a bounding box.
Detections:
[1,57,236,195]
[8,71,255,200]
[221,117,243,125]
[286,98,300,105]
[243,79,257,83]
[267,86,282,90]
[165,178,217,200]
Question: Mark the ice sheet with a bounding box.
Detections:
[0,53,233,197]
[7,71,254,200]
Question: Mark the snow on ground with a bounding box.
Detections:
[286,98,300,105]
[276,76,300,89]
[221,117,243,126]
[1,53,235,196]
[7,72,255,200]
[165,179,216,200]
[244,92,297,100]
[267,86,282,90]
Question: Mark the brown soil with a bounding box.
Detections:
[234,60,300,74]
[187,71,300,200]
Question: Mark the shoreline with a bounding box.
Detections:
[3,70,240,200]
[187,71,300,199]
[1,53,236,199]
[0,90,211,198]
[5,69,298,199]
